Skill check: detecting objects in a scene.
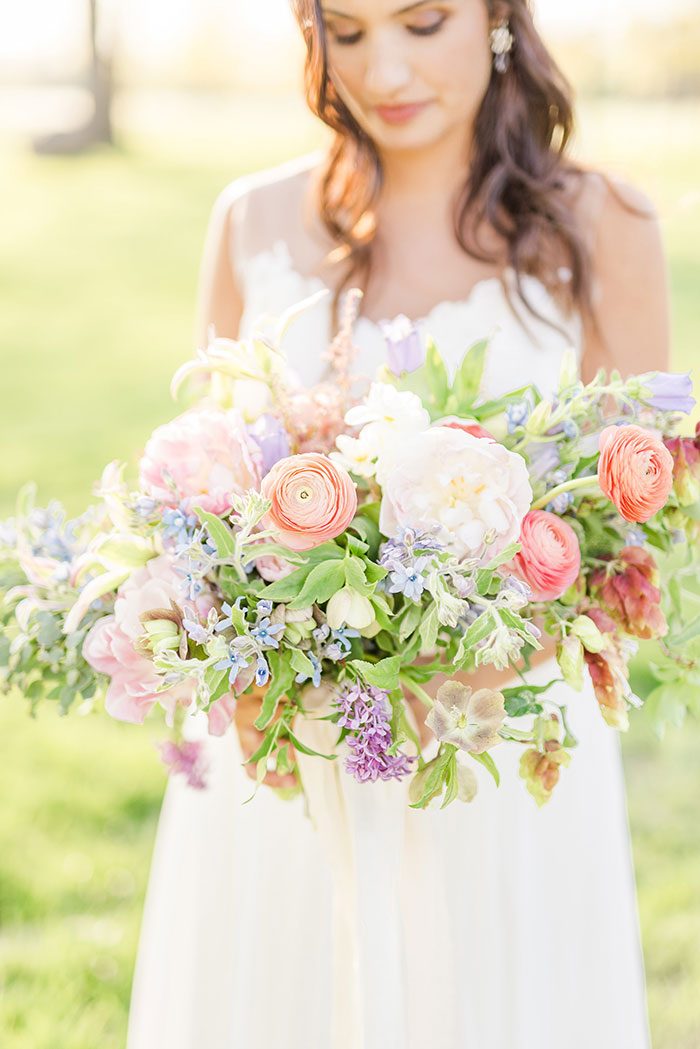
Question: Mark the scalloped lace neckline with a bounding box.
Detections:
[239,238,575,330]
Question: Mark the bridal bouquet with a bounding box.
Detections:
[1,293,698,809]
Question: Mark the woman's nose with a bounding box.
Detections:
[363,35,412,98]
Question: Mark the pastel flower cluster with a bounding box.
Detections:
[1,305,696,813]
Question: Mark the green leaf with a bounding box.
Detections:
[258,564,314,603]
[194,506,236,560]
[483,541,522,572]
[440,752,460,809]
[450,337,488,409]
[455,612,494,665]
[290,649,315,678]
[409,750,452,809]
[205,668,231,706]
[419,607,439,651]
[288,560,346,609]
[669,613,700,647]
[343,557,372,594]
[472,750,500,787]
[351,655,402,691]
[425,338,450,414]
[254,652,296,730]
[246,721,282,765]
[643,683,688,739]
[286,728,337,760]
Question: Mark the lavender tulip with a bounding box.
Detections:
[248,414,291,474]
[380,315,425,376]
[640,372,695,414]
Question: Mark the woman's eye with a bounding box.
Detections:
[333,30,364,45]
[407,14,447,36]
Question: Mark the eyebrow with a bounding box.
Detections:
[322,1,435,18]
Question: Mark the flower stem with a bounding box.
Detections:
[531,475,601,512]
[400,674,434,709]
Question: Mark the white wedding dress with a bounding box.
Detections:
[127,224,652,1049]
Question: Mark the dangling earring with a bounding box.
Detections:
[490,20,514,73]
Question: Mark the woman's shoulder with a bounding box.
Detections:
[564,167,660,259]
[213,153,324,257]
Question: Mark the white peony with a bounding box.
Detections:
[336,383,431,483]
[379,426,532,558]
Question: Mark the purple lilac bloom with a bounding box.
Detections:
[248,414,292,474]
[547,491,575,515]
[625,528,647,548]
[641,371,695,414]
[380,315,425,376]
[526,442,561,483]
[335,684,416,783]
[158,740,209,790]
[506,399,531,434]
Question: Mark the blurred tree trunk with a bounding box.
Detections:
[34,0,115,155]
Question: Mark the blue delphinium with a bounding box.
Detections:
[506,399,531,433]
[295,652,322,688]
[387,558,431,602]
[250,617,284,649]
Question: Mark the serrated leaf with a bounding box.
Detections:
[343,557,373,595]
[288,559,346,609]
[351,655,402,691]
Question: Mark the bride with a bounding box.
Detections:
[127,2,667,1047]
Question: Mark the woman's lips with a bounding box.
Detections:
[374,100,432,125]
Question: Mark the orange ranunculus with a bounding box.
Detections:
[261,453,358,552]
[597,424,674,523]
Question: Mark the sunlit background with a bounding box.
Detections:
[0,3,698,1049]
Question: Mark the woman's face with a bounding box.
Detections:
[321,0,495,153]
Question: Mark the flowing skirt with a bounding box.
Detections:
[126,657,652,1049]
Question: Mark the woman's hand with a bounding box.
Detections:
[233,690,298,790]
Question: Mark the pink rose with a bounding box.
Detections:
[511,510,581,601]
[436,416,495,441]
[255,553,296,582]
[139,408,262,515]
[598,424,674,523]
[82,556,202,724]
[261,453,358,552]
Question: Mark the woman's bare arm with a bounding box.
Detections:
[194,184,246,348]
[581,177,671,380]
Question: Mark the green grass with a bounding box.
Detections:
[0,94,699,1048]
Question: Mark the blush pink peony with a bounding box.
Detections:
[511,510,581,601]
[261,453,358,552]
[597,424,674,523]
[82,556,205,724]
[379,427,532,558]
[139,408,262,515]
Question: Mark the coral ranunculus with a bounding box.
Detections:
[597,424,674,523]
[139,408,262,516]
[261,453,358,551]
[511,510,581,601]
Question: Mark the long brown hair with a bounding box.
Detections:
[291,0,598,334]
